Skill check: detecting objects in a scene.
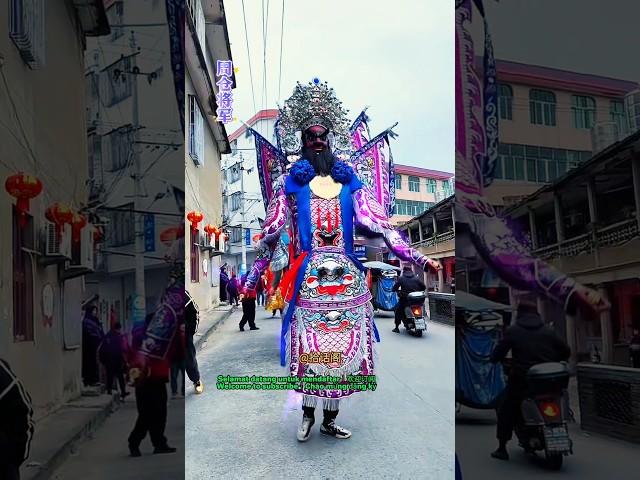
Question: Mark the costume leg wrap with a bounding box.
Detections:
[322,398,340,412]
[302,394,318,408]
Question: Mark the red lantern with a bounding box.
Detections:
[45,202,74,240]
[203,224,217,240]
[160,226,180,246]
[5,173,43,227]
[186,211,203,230]
[93,225,104,243]
[70,212,87,243]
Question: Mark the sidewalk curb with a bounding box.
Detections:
[195,306,237,349]
[25,395,119,480]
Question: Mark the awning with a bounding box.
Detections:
[456,291,512,312]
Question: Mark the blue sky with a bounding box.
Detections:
[223,0,454,174]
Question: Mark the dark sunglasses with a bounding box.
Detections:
[304,129,329,142]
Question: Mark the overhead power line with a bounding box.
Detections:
[241,0,257,114]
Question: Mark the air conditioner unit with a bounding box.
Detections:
[44,222,72,259]
[69,225,95,271]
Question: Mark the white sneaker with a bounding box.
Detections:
[320,421,352,439]
[296,416,315,442]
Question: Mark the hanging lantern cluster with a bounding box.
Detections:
[5,172,43,227]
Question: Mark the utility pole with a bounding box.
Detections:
[239,153,247,274]
[130,31,146,324]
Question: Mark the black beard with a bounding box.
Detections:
[302,146,335,176]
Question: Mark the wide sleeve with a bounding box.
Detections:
[353,188,440,272]
[244,187,289,291]
[460,193,607,313]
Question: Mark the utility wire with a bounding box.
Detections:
[241,0,257,114]
[263,0,270,117]
[278,0,285,104]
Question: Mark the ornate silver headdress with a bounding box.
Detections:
[277,79,352,154]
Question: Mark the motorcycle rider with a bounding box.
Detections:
[489,294,570,461]
[391,265,426,333]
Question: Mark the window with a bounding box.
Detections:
[86,73,100,124]
[12,206,34,341]
[190,227,199,282]
[393,200,431,217]
[408,176,420,192]
[231,140,238,155]
[188,95,205,165]
[107,204,135,246]
[106,126,131,171]
[442,179,453,196]
[498,84,513,120]
[426,178,436,193]
[610,100,628,136]
[88,133,103,198]
[10,0,46,69]
[529,89,556,126]
[228,164,241,184]
[106,1,124,40]
[103,56,132,106]
[394,174,402,190]
[231,192,242,211]
[497,143,591,183]
[231,226,243,243]
[572,95,596,129]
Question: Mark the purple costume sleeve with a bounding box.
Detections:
[244,187,288,290]
[353,188,436,271]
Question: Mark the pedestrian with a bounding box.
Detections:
[128,310,178,457]
[239,274,259,331]
[226,273,239,306]
[630,327,640,368]
[82,305,104,386]
[185,292,203,394]
[0,358,34,480]
[98,322,130,400]
[220,266,229,303]
[256,273,266,307]
[170,327,186,398]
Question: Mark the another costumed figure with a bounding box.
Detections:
[242,79,441,441]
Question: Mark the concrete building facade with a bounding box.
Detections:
[184,0,234,309]
[505,130,640,367]
[485,58,638,209]
[85,0,184,337]
[1,0,109,418]
[391,165,453,226]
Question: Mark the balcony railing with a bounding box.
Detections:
[412,230,455,248]
[533,219,639,260]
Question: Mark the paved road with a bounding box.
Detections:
[456,406,637,478]
[186,309,455,480]
[52,396,185,479]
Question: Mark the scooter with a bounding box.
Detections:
[401,291,427,337]
[514,362,573,470]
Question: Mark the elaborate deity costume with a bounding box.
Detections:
[243,79,440,440]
